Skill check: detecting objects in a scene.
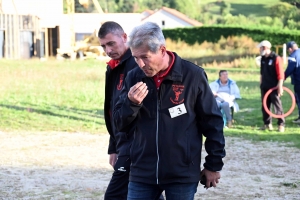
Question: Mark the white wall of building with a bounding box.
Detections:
[142,10,192,29]
[59,13,142,50]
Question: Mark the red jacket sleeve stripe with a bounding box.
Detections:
[275,56,284,80]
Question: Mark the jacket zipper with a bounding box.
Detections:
[156,95,161,184]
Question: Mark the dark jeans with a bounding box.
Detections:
[127,181,198,200]
[104,156,131,200]
[261,89,285,126]
[294,84,300,117]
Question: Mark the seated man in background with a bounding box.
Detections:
[209,70,241,128]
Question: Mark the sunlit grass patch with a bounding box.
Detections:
[0,59,107,133]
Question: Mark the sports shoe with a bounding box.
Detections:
[292,117,300,124]
[278,125,285,132]
[259,124,273,131]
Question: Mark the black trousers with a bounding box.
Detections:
[104,156,131,200]
[261,89,285,126]
[104,156,165,200]
[294,84,300,117]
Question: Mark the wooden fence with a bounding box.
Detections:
[0,13,42,59]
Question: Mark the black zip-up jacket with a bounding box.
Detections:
[104,48,137,156]
[113,52,226,184]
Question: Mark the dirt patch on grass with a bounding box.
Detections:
[0,131,299,199]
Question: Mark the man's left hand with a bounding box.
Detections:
[200,168,221,189]
[277,86,283,97]
[277,80,284,97]
[109,153,117,167]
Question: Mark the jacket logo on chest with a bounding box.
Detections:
[117,74,124,90]
[170,84,185,104]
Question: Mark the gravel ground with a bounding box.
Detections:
[0,131,299,200]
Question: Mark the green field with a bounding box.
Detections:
[0,59,107,133]
[0,58,299,148]
[200,0,281,17]
[205,67,300,149]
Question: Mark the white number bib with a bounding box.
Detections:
[168,103,187,118]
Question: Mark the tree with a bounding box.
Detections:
[219,1,231,16]
[163,0,200,19]
[62,0,201,18]
[259,17,284,28]
[269,2,297,19]
[63,0,99,13]
[281,0,300,8]
[113,0,136,12]
[145,0,164,10]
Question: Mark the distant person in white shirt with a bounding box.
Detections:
[209,70,241,128]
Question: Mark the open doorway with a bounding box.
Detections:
[0,30,4,58]
[46,26,60,57]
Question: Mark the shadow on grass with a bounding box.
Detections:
[204,2,269,17]
[0,103,104,124]
[26,103,105,119]
[225,128,300,148]
[230,4,268,17]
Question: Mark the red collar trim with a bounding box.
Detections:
[156,51,175,78]
[107,59,121,69]
[152,51,175,89]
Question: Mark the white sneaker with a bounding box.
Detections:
[259,124,273,131]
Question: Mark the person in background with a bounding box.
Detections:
[98,21,137,200]
[209,70,241,128]
[258,40,285,132]
[113,22,225,200]
[284,41,300,124]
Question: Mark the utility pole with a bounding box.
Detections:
[59,0,104,59]
[66,0,75,49]
[66,0,103,49]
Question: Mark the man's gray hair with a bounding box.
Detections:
[128,22,165,53]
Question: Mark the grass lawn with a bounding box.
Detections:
[0,58,299,148]
[0,59,107,134]
[205,68,300,149]
[199,0,281,17]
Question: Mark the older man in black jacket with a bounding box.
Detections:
[113,22,226,200]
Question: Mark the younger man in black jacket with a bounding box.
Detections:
[98,21,137,200]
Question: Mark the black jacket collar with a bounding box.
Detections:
[119,48,132,65]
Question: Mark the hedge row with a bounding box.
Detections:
[162,25,300,46]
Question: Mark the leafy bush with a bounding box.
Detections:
[166,35,259,59]
[163,25,300,47]
[269,2,297,18]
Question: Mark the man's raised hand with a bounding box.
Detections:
[128,82,148,104]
